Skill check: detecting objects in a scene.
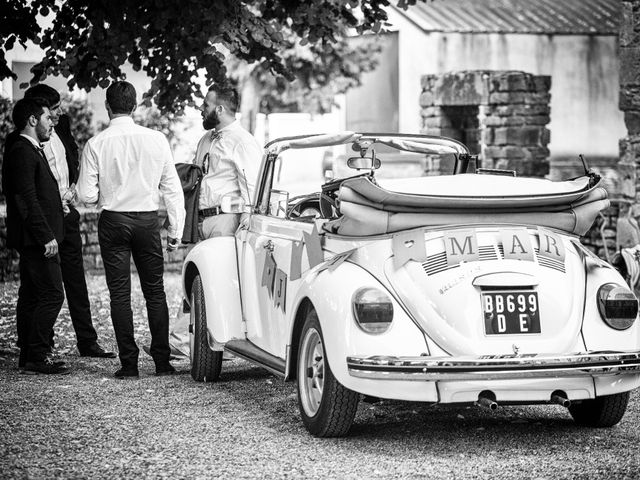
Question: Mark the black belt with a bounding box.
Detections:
[199,206,222,218]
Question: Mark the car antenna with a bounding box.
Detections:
[579,154,590,175]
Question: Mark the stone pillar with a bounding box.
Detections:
[420,70,551,178]
[482,72,551,177]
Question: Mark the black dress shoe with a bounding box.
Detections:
[44,354,66,367]
[79,344,117,358]
[114,368,139,379]
[155,364,176,376]
[143,345,184,361]
[24,359,70,375]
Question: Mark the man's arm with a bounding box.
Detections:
[6,146,56,246]
[233,141,262,207]
[158,138,185,240]
[56,115,80,179]
[77,141,100,205]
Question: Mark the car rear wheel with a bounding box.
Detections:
[297,307,359,437]
[568,391,630,427]
[189,275,222,382]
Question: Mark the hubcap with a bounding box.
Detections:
[299,327,325,417]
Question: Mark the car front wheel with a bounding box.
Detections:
[568,391,630,427]
[189,275,222,382]
[297,307,359,437]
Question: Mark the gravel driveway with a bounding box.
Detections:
[1,273,639,479]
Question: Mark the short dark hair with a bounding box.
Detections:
[24,84,60,109]
[208,85,239,113]
[106,81,137,114]
[12,97,49,131]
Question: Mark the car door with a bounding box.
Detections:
[238,212,313,359]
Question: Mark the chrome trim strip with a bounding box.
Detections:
[347,352,640,381]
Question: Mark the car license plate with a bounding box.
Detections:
[482,290,540,335]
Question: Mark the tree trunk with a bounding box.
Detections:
[239,74,261,135]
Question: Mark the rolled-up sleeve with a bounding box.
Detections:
[233,142,262,207]
[158,140,185,239]
[77,141,100,205]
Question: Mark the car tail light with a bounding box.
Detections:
[597,283,638,330]
[352,287,393,334]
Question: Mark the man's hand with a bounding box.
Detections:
[166,237,179,252]
[44,239,58,258]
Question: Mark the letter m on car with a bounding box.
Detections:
[444,230,480,266]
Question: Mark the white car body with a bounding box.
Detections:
[182,132,640,436]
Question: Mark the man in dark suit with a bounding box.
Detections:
[2,98,68,374]
[7,84,115,359]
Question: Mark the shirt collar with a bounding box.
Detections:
[109,116,135,126]
[209,119,240,141]
[20,133,43,150]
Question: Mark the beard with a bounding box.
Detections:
[36,122,52,143]
[202,110,220,130]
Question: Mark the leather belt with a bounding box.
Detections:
[199,206,222,218]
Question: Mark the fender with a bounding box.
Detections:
[182,237,244,346]
[579,253,640,352]
[288,261,429,394]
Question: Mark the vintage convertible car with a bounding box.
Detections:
[181,132,640,437]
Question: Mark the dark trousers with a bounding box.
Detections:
[98,210,170,370]
[59,206,98,348]
[16,247,65,363]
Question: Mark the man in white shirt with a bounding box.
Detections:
[77,81,185,379]
[164,85,262,358]
[195,84,262,237]
[22,84,115,359]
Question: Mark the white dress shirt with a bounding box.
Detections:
[195,120,263,210]
[44,130,70,197]
[77,116,185,239]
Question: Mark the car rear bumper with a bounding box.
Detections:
[347,351,640,381]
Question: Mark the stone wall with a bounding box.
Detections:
[618,0,640,202]
[420,70,551,178]
[0,208,187,282]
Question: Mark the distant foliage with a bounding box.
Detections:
[60,93,94,153]
[0,96,15,202]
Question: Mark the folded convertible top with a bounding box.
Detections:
[325,173,609,236]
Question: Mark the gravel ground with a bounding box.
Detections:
[1,273,640,479]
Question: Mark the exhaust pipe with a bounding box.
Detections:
[551,392,571,408]
[476,392,498,410]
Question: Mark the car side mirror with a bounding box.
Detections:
[269,189,289,218]
[221,195,246,214]
[347,156,381,170]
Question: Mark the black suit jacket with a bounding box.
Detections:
[4,114,79,185]
[2,135,64,249]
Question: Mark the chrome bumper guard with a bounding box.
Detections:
[347,351,640,381]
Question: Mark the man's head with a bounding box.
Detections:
[201,85,239,130]
[12,97,53,143]
[24,84,62,126]
[105,81,137,117]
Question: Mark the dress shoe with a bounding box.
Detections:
[23,358,70,375]
[143,345,184,361]
[155,364,176,376]
[114,368,139,379]
[79,344,117,358]
[18,349,27,369]
[45,354,66,367]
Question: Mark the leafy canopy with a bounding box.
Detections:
[1,0,423,114]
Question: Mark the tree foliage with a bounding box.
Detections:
[1,0,424,115]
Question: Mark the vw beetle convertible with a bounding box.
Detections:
[181,132,640,437]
